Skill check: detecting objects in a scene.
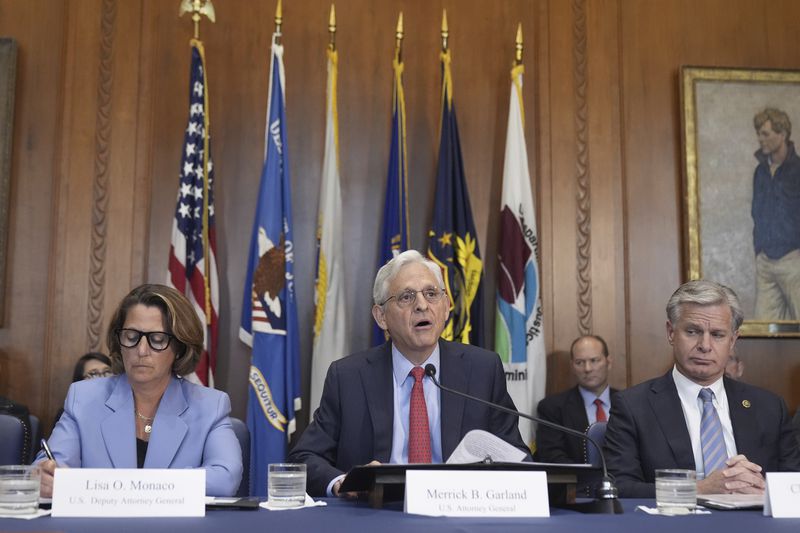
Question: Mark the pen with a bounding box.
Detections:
[41,438,55,461]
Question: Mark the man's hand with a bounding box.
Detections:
[36,460,59,498]
[333,460,382,499]
[696,455,765,494]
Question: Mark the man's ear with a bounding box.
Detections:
[372,305,387,331]
[666,320,675,345]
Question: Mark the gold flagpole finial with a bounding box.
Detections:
[515,23,523,65]
[328,4,336,51]
[179,0,216,40]
[275,0,283,43]
[395,12,404,61]
[440,9,449,51]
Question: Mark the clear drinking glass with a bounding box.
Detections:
[655,468,697,515]
[268,463,306,507]
[0,465,41,515]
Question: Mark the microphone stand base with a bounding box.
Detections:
[562,498,624,514]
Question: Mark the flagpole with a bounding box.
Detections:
[439,10,452,114]
[178,0,216,40]
[394,12,410,247]
[275,0,283,44]
[328,4,336,51]
[440,8,448,52]
[395,11,403,62]
[180,1,214,324]
[179,0,215,324]
[512,24,525,127]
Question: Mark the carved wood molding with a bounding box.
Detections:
[573,0,592,335]
[87,0,116,351]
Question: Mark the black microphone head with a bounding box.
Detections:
[424,364,436,377]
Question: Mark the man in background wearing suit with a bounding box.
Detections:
[289,250,530,497]
[535,335,616,463]
[605,280,800,497]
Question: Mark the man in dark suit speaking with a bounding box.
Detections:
[604,280,800,497]
[535,335,617,463]
[289,250,530,497]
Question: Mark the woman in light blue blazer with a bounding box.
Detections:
[37,284,242,497]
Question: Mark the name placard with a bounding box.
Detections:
[764,472,800,518]
[52,468,205,517]
[404,470,549,517]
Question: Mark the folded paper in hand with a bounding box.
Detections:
[446,429,528,464]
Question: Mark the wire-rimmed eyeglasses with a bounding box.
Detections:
[380,287,446,308]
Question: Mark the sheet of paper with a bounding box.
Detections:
[446,429,527,464]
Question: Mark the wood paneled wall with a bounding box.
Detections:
[1,0,799,434]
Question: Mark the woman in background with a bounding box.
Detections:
[71,352,113,382]
[37,284,242,497]
[51,352,115,430]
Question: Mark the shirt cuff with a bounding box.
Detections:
[326,474,346,497]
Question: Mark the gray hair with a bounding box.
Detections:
[373,250,445,305]
[666,280,744,332]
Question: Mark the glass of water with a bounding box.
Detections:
[655,468,697,515]
[0,465,41,515]
[268,463,306,507]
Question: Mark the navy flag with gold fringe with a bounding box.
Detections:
[427,46,484,347]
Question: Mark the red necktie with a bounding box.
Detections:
[408,367,432,463]
[594,398,607,422]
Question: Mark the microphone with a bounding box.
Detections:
[424,363,622,514]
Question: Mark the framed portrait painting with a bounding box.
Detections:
[681,66,800,337]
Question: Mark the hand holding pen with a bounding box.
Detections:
[38,438,58,498]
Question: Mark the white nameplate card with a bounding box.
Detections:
[764,472,800,518]
[404,470,549,517]
[52,468,205,517]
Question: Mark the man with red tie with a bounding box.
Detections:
[289,250,530,497]
[535,335,616,463]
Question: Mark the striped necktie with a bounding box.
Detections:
[699,388,728,475]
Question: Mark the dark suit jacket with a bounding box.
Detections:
[604,371,800,498]
[288,340,531,496]
[535,386,617,463]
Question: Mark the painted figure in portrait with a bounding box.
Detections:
[750,107,800,320]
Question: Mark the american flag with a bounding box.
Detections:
[168,39,219,387]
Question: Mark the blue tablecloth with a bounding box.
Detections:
[0,498,798,532]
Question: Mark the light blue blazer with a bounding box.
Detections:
[38,374,242,496]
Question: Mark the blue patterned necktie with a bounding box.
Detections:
[699,388,728,475]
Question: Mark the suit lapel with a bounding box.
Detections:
[649,372,695,469]
[360,344,394,462]
[440,341,469,460]
[144,377,188,468]
[567,387,590,430]
[725,378,759,457]
[101,375,137,468]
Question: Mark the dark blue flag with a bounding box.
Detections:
[373,55,410,345]
[427,50,484,347]
[239,36,301,497]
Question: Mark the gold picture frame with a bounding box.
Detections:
[681,66,800,337]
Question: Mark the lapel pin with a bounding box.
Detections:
[742,400,751,408]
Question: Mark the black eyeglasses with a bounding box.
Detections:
[116,328,175,352]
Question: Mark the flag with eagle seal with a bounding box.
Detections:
[240,35,301,497]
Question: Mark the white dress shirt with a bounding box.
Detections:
[672,366,737,479]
